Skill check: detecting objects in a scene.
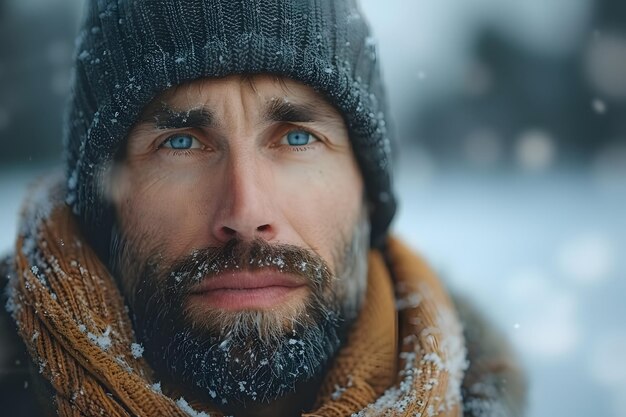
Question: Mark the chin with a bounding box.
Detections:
[140,297,344,407]
[183,288,319,342]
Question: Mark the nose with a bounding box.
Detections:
[211,156,278,243]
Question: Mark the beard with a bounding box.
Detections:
[108,214,370,410]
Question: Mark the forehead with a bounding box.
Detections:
[144,74,341,118]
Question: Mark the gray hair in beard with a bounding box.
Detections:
[108,211,370,410]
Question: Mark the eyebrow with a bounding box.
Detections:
[263,99,320,124]
[139,104,216,130]
[137,97,338,130]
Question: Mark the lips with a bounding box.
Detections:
[188,270,308,310]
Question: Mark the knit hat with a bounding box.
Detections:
[64,0,396,249]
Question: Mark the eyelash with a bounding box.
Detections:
[275,127,321,153]
[157,133,205,157]
[167,149,196,156]
[157,127,322,157]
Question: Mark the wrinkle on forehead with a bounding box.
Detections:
[141,74,346,130]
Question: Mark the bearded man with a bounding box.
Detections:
[0,1,525,416]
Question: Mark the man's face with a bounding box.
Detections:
[108,75,369,407]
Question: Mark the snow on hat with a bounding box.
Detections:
[64,0,396,249]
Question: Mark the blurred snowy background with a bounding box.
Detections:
[1,0,625,416]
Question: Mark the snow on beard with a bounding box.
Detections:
[112,235,369,409]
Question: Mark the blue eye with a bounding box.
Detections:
[286,130,315,146]
[161,134,201,150]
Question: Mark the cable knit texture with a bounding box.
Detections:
[7,182,466,417]
[64,0,395,248]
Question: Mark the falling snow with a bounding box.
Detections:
[1,3,626,416]
[592,98,607,114]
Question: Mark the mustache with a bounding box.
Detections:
[150,238,334,298]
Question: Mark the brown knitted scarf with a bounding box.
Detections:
[8,184,467,417]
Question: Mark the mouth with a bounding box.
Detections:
[188,270,308,311]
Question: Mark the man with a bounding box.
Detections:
[0,1,525,416]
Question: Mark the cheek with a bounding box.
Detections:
[113,163,214,255]
[275,156,364,267]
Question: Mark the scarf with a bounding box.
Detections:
[8,183,467,417]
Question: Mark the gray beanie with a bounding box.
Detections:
[64,0,396,249]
